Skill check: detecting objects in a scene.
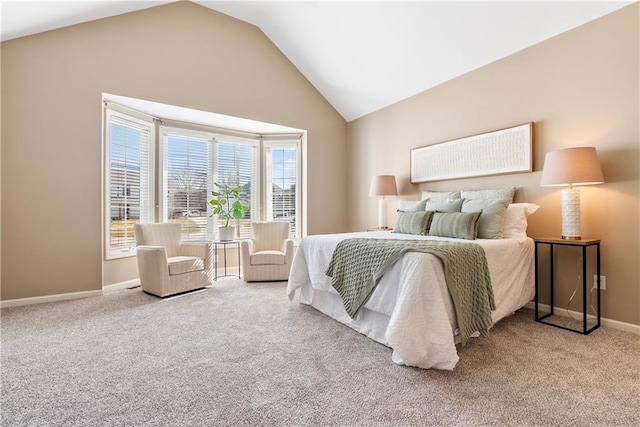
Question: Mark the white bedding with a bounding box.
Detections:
[287,231,534,370]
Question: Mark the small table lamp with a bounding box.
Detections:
[540,147,604,240]
[370,175,398,229]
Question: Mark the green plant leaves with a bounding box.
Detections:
[209,182,249,225]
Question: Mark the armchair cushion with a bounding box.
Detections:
[250,251,286,266]
[167,256,205,275]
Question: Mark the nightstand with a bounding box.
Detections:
[367,227,393,232]
[534,237,601,335]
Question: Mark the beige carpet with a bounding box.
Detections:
[1,278,639,426]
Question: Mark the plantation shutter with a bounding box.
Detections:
[107,112,152,258]
[215,138,258,240]
[264,141,300,238]
[163,132,211,241]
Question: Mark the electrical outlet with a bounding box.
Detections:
[593,275,606,291]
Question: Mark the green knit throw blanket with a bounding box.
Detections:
[325,238,495,344]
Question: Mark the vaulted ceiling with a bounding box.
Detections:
[1,1,633,121]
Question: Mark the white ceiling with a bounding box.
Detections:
[1,0,634,122]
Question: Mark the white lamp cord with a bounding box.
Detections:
[566,251,598,320]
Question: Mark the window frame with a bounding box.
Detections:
[159,126,262,241]
[159,126,214,240]
[263,139,302,239]
[103,108,155,260]
[212,133,261,240]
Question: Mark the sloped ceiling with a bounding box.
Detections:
[1,0,634,121]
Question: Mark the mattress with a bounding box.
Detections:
[287,231,535,370]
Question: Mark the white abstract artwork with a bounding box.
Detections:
[411,123,533,183]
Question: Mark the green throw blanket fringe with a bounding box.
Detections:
[325,238,495,345]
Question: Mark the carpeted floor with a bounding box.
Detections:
[1,279,639,426]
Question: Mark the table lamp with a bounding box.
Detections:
[369,175,398,229]
[540,147,604,240]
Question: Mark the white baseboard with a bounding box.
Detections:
[103,279,141,294]
[525,302,640,335]
[1,279,141,308]
[0,290,103,309]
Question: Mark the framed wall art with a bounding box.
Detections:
[410,122,534,183]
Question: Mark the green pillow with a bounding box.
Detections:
[461,198,510,239]
[428,212,481,240]
[392,211,433,235]
[425,198,463,213]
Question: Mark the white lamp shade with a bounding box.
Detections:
[540,146,604,240]
[540,147,604,187]
[369,175,398,196]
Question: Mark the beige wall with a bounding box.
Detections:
[1,2,347,299]
[347,4,639,326]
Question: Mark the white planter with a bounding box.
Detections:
[219,226,235,241]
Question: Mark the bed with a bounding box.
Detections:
[286,199,539,370]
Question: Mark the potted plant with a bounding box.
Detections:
[209,182,249,241]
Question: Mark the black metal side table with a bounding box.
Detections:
[534,237,601,335]
[213,240,241,280]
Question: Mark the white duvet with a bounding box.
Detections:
[287,231,534,370]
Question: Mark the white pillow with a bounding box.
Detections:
[421,190,461,201]
[398,199,428,212]
[503,203,540,242]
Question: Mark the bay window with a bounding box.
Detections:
[104,104,302,259]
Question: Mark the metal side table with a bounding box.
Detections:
[213,240,241,280]
[534,237,601,335]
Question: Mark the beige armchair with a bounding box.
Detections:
[241,222,294,282]
[134,223,213,297]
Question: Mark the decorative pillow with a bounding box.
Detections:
[428,212,481,240]
[392,211,433,235]
[461,198,510,239]
[398,199,428,212]
[421,190,461,202]
[425,198,463,213]
[461,187,516,203]
[503,203,540,242]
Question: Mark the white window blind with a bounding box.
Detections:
[106,111,152,258]
[163,132,211,241]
